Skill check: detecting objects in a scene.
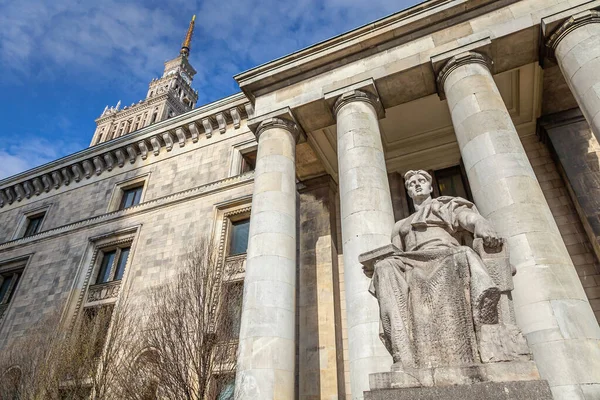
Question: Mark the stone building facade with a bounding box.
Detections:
[1,1,600,399]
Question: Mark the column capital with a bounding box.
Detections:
[255,117,301,143]
[332,89,384,119]
[546,10,600,51]
[436,51,492,98]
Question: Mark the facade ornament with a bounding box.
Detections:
[150,137,161,156]
[230,107,241,129]
[163,132,175,151]
[216,113,227,134]
[23,182,33,198]
[32,177,44,194]
[175,128,186,147]
[436,51,492,97]
[332,89,384,118]
[92,156,104,176]
[255,117,300,143]
[360,169,537,388]
[103,153,115,171]
[188,122,200,143]
[244,103,255,118]
[51,171,62,188]
[14,184,24,202]
[138,141,149,160]
[546,10,600,52]
[126,146,137,164]
[81,161,93,179]
[41,174,53,191]
[202,118,213,138]
[3,188,14,205]
[61,168,71,186]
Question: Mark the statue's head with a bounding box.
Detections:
[404,170,433,201]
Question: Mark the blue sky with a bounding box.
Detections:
[0,0,420,179]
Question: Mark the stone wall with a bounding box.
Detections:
[0,130,255,243]
[522,133,600,322]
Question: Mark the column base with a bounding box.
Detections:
[364,380,553,400]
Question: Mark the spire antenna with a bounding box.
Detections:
[180,15,196,57]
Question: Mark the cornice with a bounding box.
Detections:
[546,10,600,51]
[234,0,519,100]
[0,172,254,252]
[0,93,255,210]
[436,51,492,96]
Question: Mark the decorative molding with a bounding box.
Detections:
[87,280,122,303]
[547,10,600,51]
[0,96,254,210]
[69,235,135,330]
[332,89,384,118]
[255,117,301,143]
[436,51,492,97]
[0,172,254,252]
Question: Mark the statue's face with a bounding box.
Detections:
[406,173,433,200]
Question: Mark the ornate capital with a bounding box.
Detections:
[255,117,301,143]
[332,89,384,118]
[436,51,492,97]
[547,10,600,51]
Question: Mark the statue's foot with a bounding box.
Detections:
[475,287,501,325]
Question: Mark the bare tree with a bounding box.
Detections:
[118,238,242,400]
[0,294,142,400]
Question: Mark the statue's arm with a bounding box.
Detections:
[391,221,404,251]
[456,209,502,248]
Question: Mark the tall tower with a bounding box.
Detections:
[90,16,200,146]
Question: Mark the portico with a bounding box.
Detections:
[234,1,600,399]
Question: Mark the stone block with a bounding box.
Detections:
[364,380,553,400]
[371,361,540,390]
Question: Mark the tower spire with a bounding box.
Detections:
[180,15,196,57]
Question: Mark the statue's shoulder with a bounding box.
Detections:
[434,196,473,206]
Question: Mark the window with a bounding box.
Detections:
[240,151,256,173]
[95,246,130,284]
[434,166,470,199]
[119,186,143,210]
[0,265,24,320]
[22,212,45,237]
[228,219,250,256]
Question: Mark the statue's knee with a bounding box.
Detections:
[374,259,396,276]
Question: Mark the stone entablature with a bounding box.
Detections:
[0,93,254,210]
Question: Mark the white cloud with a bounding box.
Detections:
[0,136,86,180]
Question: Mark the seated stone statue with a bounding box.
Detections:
[362,170,513,371]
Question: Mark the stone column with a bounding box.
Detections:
[334,90,395,399]
[235,117,299,400]
[438,51,600,399]
[548,10,600,144]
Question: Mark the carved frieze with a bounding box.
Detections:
[87,280,122,303]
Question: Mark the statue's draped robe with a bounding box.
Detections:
[369,196,498,369]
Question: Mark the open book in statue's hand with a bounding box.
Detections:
[359,244,402,277]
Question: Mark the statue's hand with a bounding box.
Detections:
[474,220,502,248]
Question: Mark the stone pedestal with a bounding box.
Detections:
[364,380,553,400]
